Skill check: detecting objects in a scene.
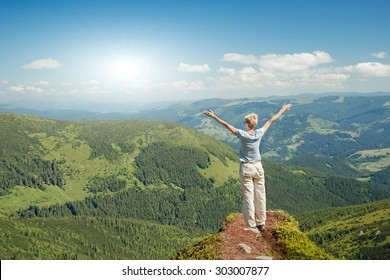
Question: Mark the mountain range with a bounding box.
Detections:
[0,111,389,259]
[2,92,389,177]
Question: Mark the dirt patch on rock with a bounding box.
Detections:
[219,211,284,260]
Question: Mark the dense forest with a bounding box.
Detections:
[0,216,199,260]
[0,155,64,195]
[134,142,213,189]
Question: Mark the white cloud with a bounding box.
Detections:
[85,86,100,92]
[25,86,45,94]
[313,72,350,81]
[62,82,73,86]
[344,62,390,77]
[9,85,25,92]
[220,51,338,91]
[372,51,387,59]
[0,79,9,84]
[82,79,100,85]
[223,51,334,72]
[38,80,49,85]
[259,51,334,72]
[217,51,347,91]
[22,58,62,70]
[218,66,236,76]
[161,79,206,91]
[178,63,211,73]
[223,53,261,65]
[9,84,45,94]
[239,67,258,75]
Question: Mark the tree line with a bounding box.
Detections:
[17,178,242,233]
[0,154,64,195]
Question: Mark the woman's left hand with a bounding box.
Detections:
[203,110,216,118]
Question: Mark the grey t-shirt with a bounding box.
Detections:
[236,127,265,162]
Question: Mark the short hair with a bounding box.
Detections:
[244,113,258,129]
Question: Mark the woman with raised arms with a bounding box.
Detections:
[203,104,292,233]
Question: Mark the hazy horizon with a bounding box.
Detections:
[1,90,389,113]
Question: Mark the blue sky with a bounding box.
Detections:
[0,0,390,105]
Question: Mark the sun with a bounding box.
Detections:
[108,58,143,80]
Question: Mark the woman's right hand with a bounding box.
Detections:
[282,104,292,111]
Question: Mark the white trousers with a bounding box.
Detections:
[240,161,266,228]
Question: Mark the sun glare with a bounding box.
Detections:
[109,59,142,80]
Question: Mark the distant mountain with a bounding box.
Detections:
[0,112,389,259]
[2,91,389,114]
[0,104,131,120]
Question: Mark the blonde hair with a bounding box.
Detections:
[244,113,258,129]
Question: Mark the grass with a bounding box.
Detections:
[0,185,74,215]
[299,199,390,259]
[306,115,339,135]
[350,148,390,172]
[198,155,238,187]
[274,210,335,260]
[173,234,223,260]
[301,201,390,259]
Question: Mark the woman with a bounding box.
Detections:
[203,104,292,233]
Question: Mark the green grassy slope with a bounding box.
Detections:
[296,199,390,259]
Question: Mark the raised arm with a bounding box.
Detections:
[261,104,292,133]
[203,110,237,135]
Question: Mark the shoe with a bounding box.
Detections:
[243,227,260,234]
[257,225,265,231]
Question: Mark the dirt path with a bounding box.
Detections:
[219,211,284,260]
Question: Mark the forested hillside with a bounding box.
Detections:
[0,112,389,259]
[296,199,390,259]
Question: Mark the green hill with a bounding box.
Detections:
[0,112,389,259]
[296,199,390,259]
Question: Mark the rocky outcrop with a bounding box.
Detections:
[174,210,334,260]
